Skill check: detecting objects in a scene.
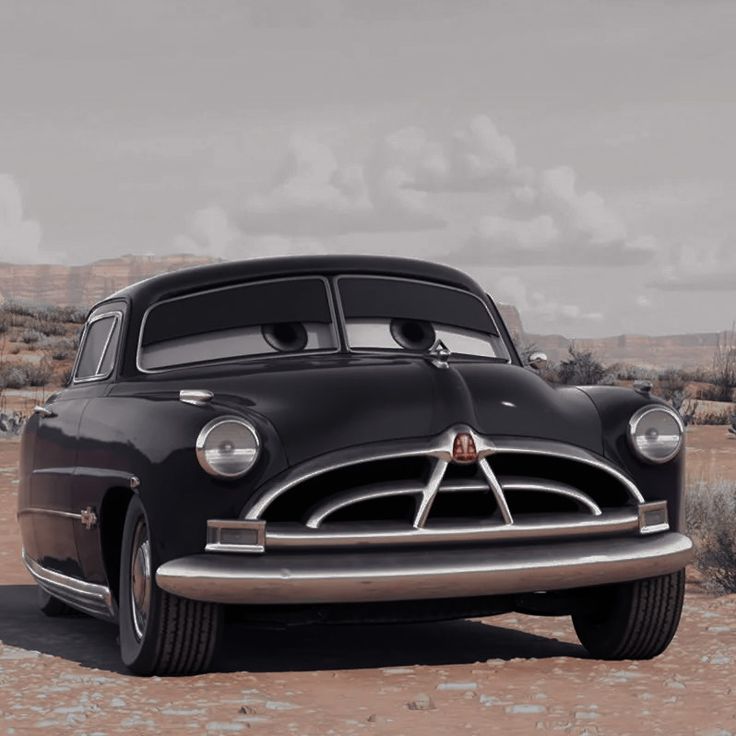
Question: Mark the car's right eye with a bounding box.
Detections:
[389,318,436,351]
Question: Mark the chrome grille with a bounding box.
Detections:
[241,426,647,549]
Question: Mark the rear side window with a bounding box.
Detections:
[75,314,120,381]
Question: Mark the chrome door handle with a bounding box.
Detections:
[33,405,57,418]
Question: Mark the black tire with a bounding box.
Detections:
[572,569,685,660]
[119,496,222,675]
[37,586,73,617]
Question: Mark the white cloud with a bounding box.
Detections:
[175,204,327,260]
[465,164,657,266]
[651,242,736,291]
[383,116,522,192]
[0,174,42,264]
[238,136,445,237]
[176,205,239,258]
[494,275,604,327]
[636,295,653,308]
[375,114,656,267]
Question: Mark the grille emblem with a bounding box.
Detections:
[452,433,478,463]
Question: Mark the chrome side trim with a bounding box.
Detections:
[243,431,644,522]
[267,509,641,549]
[17,507,82,521]
[156,532,694,605]
[498,476,603,516]
[22,549,116,621]
[179,389,214,406]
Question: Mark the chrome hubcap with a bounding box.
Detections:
[130,521,151,641]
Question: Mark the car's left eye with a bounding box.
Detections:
[196,416,260,479]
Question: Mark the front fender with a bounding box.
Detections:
[78,393,288,566]
[577,386,685,531]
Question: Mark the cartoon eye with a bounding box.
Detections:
[389,318,436,351]
[262,322,308,352]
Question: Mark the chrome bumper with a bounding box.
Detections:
[156,532,693,605]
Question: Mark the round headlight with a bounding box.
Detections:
[196,416,260,479]
[628,405,684,464]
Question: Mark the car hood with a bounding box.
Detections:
[192,355,604,465]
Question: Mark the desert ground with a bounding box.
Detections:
[0,429,735,735]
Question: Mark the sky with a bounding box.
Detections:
[0,0,734,337]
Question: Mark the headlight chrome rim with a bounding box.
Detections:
[196,416,261,479]
[627,405,684,465]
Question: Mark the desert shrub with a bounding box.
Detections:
[25,360,53,387]
[698,384,735,402]
[0,365,28,390]
[691,409,733,425]
[657,368,690,411]
[687,480,736,592]
[1,301,87,326]
[0,319,7,335]
[20,328,43,345]
[36,320,68,337]
[554,344,606,385]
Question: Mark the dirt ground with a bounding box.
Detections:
[1,430,735,736]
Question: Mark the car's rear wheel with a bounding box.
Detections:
[572,569,685,660]
[119,496,222,675]
[37,586,72,617]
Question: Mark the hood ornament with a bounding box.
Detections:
[428,339,451,369]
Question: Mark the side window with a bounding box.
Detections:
[75,314,120,381]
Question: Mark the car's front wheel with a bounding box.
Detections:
[572,569,685,660]
[119,496,222,675]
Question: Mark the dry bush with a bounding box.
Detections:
[19,328,44,345]
[687,480,736,592]
[0,365,28,390]
[691,409,733,425]
[36,320,68,337]
[25,359,53,387]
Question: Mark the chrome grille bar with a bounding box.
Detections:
[413,459,449,528]
[478,457,513,524]
[498,476,603,516]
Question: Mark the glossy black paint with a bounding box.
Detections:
[17,255,682,604]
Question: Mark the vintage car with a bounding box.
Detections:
[18,255,693,675]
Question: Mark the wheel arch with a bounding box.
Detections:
[99,485,135,604]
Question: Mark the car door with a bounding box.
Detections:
[26,307,123,580]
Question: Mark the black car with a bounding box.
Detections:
[18,255,693,675]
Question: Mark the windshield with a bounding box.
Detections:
[337,276,510,361]
[138,277,336,371]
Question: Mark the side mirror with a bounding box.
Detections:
[528,352,548,370]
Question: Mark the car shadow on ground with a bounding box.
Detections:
[0,585,586,675]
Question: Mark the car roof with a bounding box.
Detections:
[103,255,486,310]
